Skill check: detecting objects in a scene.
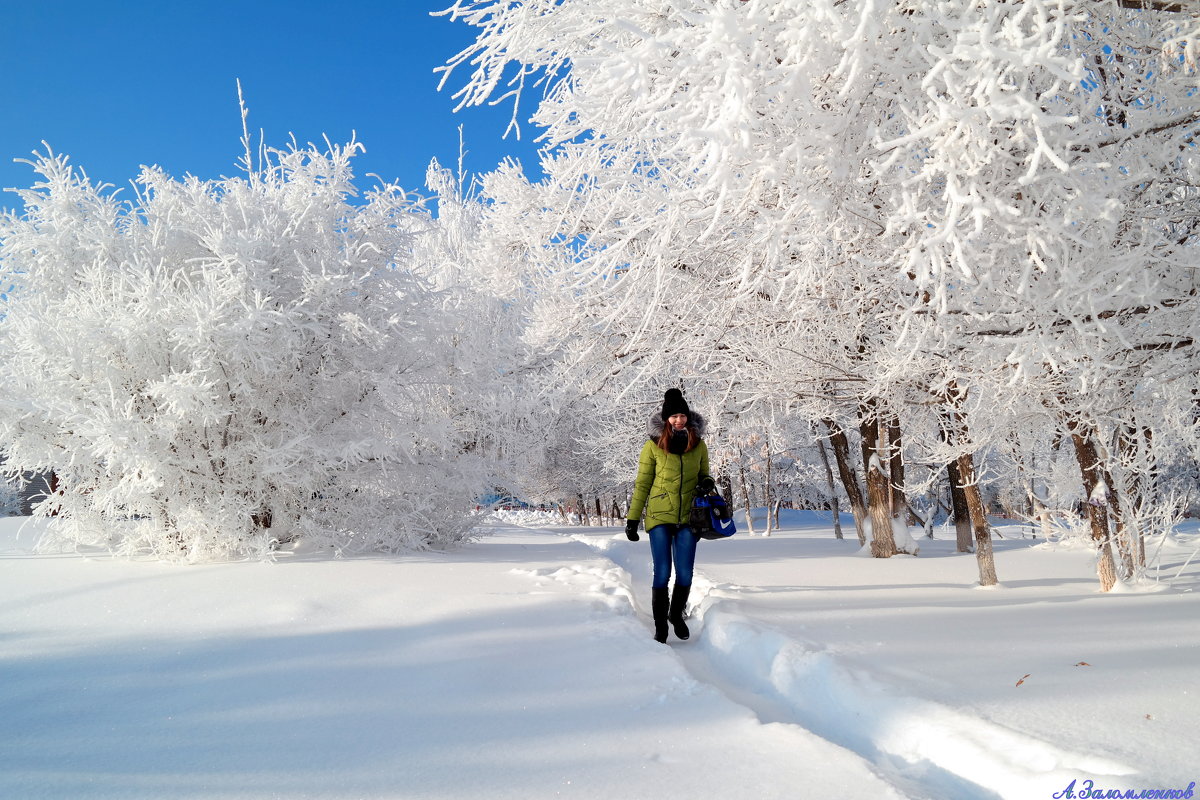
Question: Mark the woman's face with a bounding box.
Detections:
[668,413,688,431]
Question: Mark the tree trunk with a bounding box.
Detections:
[738,453,755,535]
[941,385,998,584]
[1139,426,1154,566]
[764,439,774,536]
[946,459,975,553]
[815,435,844,540]
[887,419,918,554]
[1117,423,1147,568]
[43,470,61,517]
[859,401,897,558]
[888,417,915,526]
[1102,463,1135,579]
[1024,445,1042,538]
[824,420,866,545]
[1065,417,1119,592]
[956,451,998,586]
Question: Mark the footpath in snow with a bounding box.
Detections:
[1,516,899,800]
[2,512,1197,800]
[509,509,1200,800]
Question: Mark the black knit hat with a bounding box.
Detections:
[661,388,691,420]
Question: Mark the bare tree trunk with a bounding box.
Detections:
[888,417,915,526]
[956,451,998,586]
[815,435,844,540]
[764,439,774,536]
[946,458,975,553]
[824,420,866,545]
[859,400,897,558]
[883,414,918,554]
[1100,462,1135,579]
[1065,416,1119,592]
[738,449,756,535]
[1138,426,1154,566]
[1023,445,1040,537]
[1117,423,1147,568]
[942,385,998,584]
[1094,424,1136,579]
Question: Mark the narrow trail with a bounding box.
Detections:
[516,526,1139,800]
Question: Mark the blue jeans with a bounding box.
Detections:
[648,524,698,589]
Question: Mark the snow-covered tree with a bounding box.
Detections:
[0,141,492,559]
[442,0,1200,588]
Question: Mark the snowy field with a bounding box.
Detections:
[1,512,1197,800]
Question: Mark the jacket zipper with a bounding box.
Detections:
[678,452,684,524]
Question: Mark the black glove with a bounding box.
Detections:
[625,519,640,541]
[697,476,716,494]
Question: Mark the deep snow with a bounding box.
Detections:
[1,512,1197,800]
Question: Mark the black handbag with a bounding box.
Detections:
[690,490,737,539]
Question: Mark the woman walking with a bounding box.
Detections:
[625,389,715,643]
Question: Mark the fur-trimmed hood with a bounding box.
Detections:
[646,410,706,440]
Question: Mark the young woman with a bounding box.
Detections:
[625,388,715,643]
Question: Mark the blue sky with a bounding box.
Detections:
[0,1,543,211]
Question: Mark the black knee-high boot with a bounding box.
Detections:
[652,587,670,643]
[669,584,691,641]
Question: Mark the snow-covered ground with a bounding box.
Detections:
[2,512,1197,800]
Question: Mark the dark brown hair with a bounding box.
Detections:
[657,421,699,453]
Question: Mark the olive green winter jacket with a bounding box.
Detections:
[627,412,711,530]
